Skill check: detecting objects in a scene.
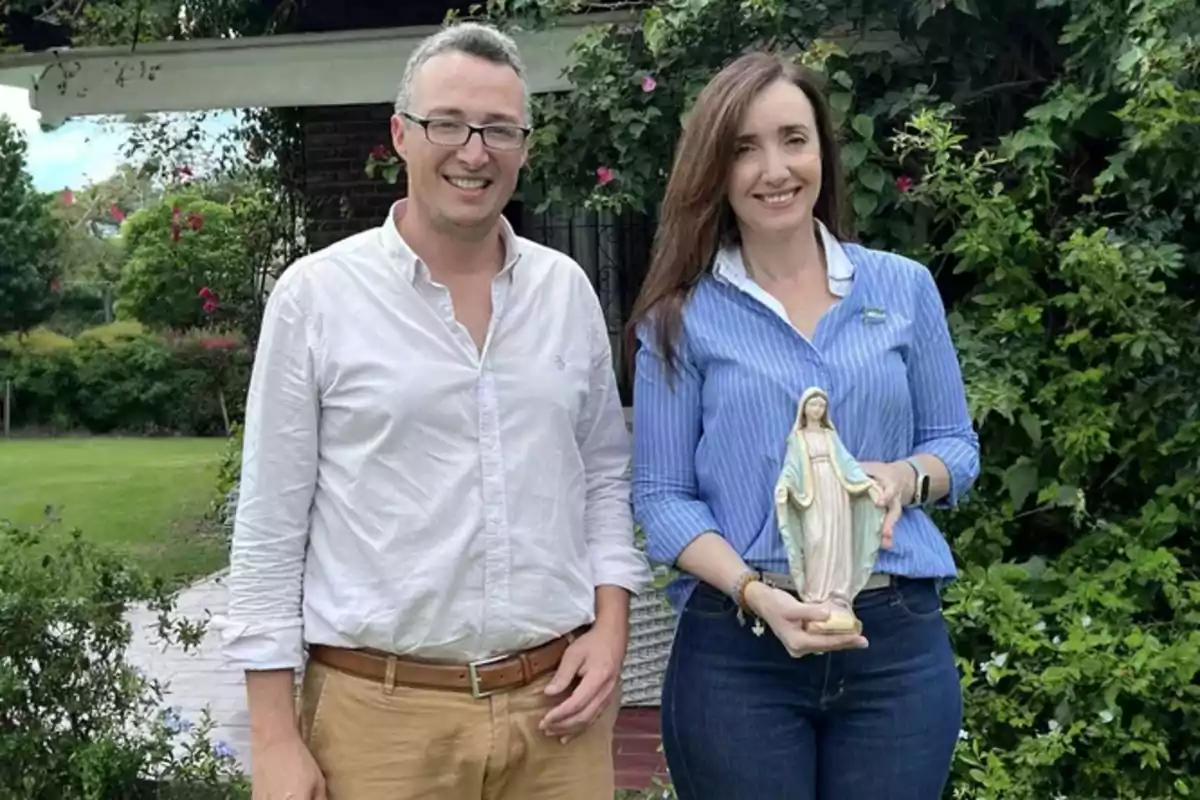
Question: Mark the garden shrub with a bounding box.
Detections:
[77,320,149,345]
[0,512,249,799]
[208,423,244,536]
[0,324,250,435]
[0,326,74,355]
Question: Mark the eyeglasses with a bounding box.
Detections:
[399,111,530,151]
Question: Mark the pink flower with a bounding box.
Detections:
[60,189,74,205]
[641,75,657,93]
[198,287,214,299]
[110,204,125,222]
[370,144,390,159]
[895,175,914,193]
[178,165,193,178]
[596,166,614,186]
[202,299,218,314]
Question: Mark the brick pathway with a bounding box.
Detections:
[124,570,255,772]
[124,570,670,786]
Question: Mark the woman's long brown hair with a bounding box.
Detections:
[624,52,848,382]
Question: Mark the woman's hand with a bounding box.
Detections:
[861,461,911,549]
[744,581,867,657]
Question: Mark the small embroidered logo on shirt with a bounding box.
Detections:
[862,307,887,324]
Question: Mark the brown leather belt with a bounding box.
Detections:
[308,625,588,699]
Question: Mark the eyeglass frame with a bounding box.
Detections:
[397,110,532,151]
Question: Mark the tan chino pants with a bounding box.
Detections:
[298,659,618,799]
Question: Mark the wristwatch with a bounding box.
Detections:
[904,457,931,506]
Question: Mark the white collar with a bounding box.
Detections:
[713,219,854,297]
[378,199,522,283]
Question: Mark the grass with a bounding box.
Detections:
[0,437,230,587]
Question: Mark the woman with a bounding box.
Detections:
[628,52,980,800]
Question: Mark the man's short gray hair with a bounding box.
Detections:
[394,21,531,121]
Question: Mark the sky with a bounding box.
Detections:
[0,85,238,192]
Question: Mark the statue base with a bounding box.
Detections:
[806,608,862,635]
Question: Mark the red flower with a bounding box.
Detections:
[110,204,125,222]
[198,286,215,299]
[187,211,204,231]
[171,222,181,242]
[203,299,218,314]
[370,144,390,159]
[49,277,62,292]
[178,165,194,178]
[596,166,614,186]
[895,175,914,193]
[172,204,181,218]
[60,189,74,206]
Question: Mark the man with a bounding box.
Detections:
[216,21,651,800]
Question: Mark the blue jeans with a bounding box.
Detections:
[660,577,962,800]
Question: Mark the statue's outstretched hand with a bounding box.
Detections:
[863,462,909,548]
[745,582,868,658]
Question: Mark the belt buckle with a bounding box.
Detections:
[467,653,511,699]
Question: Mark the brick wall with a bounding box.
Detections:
[299,103,400,252]
[614,707,670,790]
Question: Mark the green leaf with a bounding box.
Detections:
[642,6,666,56]
[852,191,878,218]
[1005,459,1039,509]
[829,92,852,115]
[859,165,886,193]
[851,114,875,140]
[841,142,868,170]
[1020,411,1042,447]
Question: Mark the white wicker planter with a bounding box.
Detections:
[619,585,676,706]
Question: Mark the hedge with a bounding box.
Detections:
[0,324,250,436]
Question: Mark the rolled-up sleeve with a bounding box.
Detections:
[630,324,720,567]
[908,266,980,507]
[575,296,652,595]
[214,279,319,671]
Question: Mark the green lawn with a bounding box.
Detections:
[0,437,230,586]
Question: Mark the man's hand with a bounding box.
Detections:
[250,732,326,800]
[539,623,626,743]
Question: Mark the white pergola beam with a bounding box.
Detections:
[0,13,631,124]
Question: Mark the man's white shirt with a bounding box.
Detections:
[215,201,651,671]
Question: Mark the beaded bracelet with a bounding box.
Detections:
[732,568,761,613]
[732,569,766,636]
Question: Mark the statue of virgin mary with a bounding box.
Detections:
[773,386,885,635]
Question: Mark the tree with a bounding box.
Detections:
[0,116,63,335]
[477,1,1200,797]
[117,193,249,330]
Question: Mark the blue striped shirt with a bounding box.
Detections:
[631,235,981,612]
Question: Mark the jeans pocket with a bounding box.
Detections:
[684,583,738,618]
[894,579,944,621]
